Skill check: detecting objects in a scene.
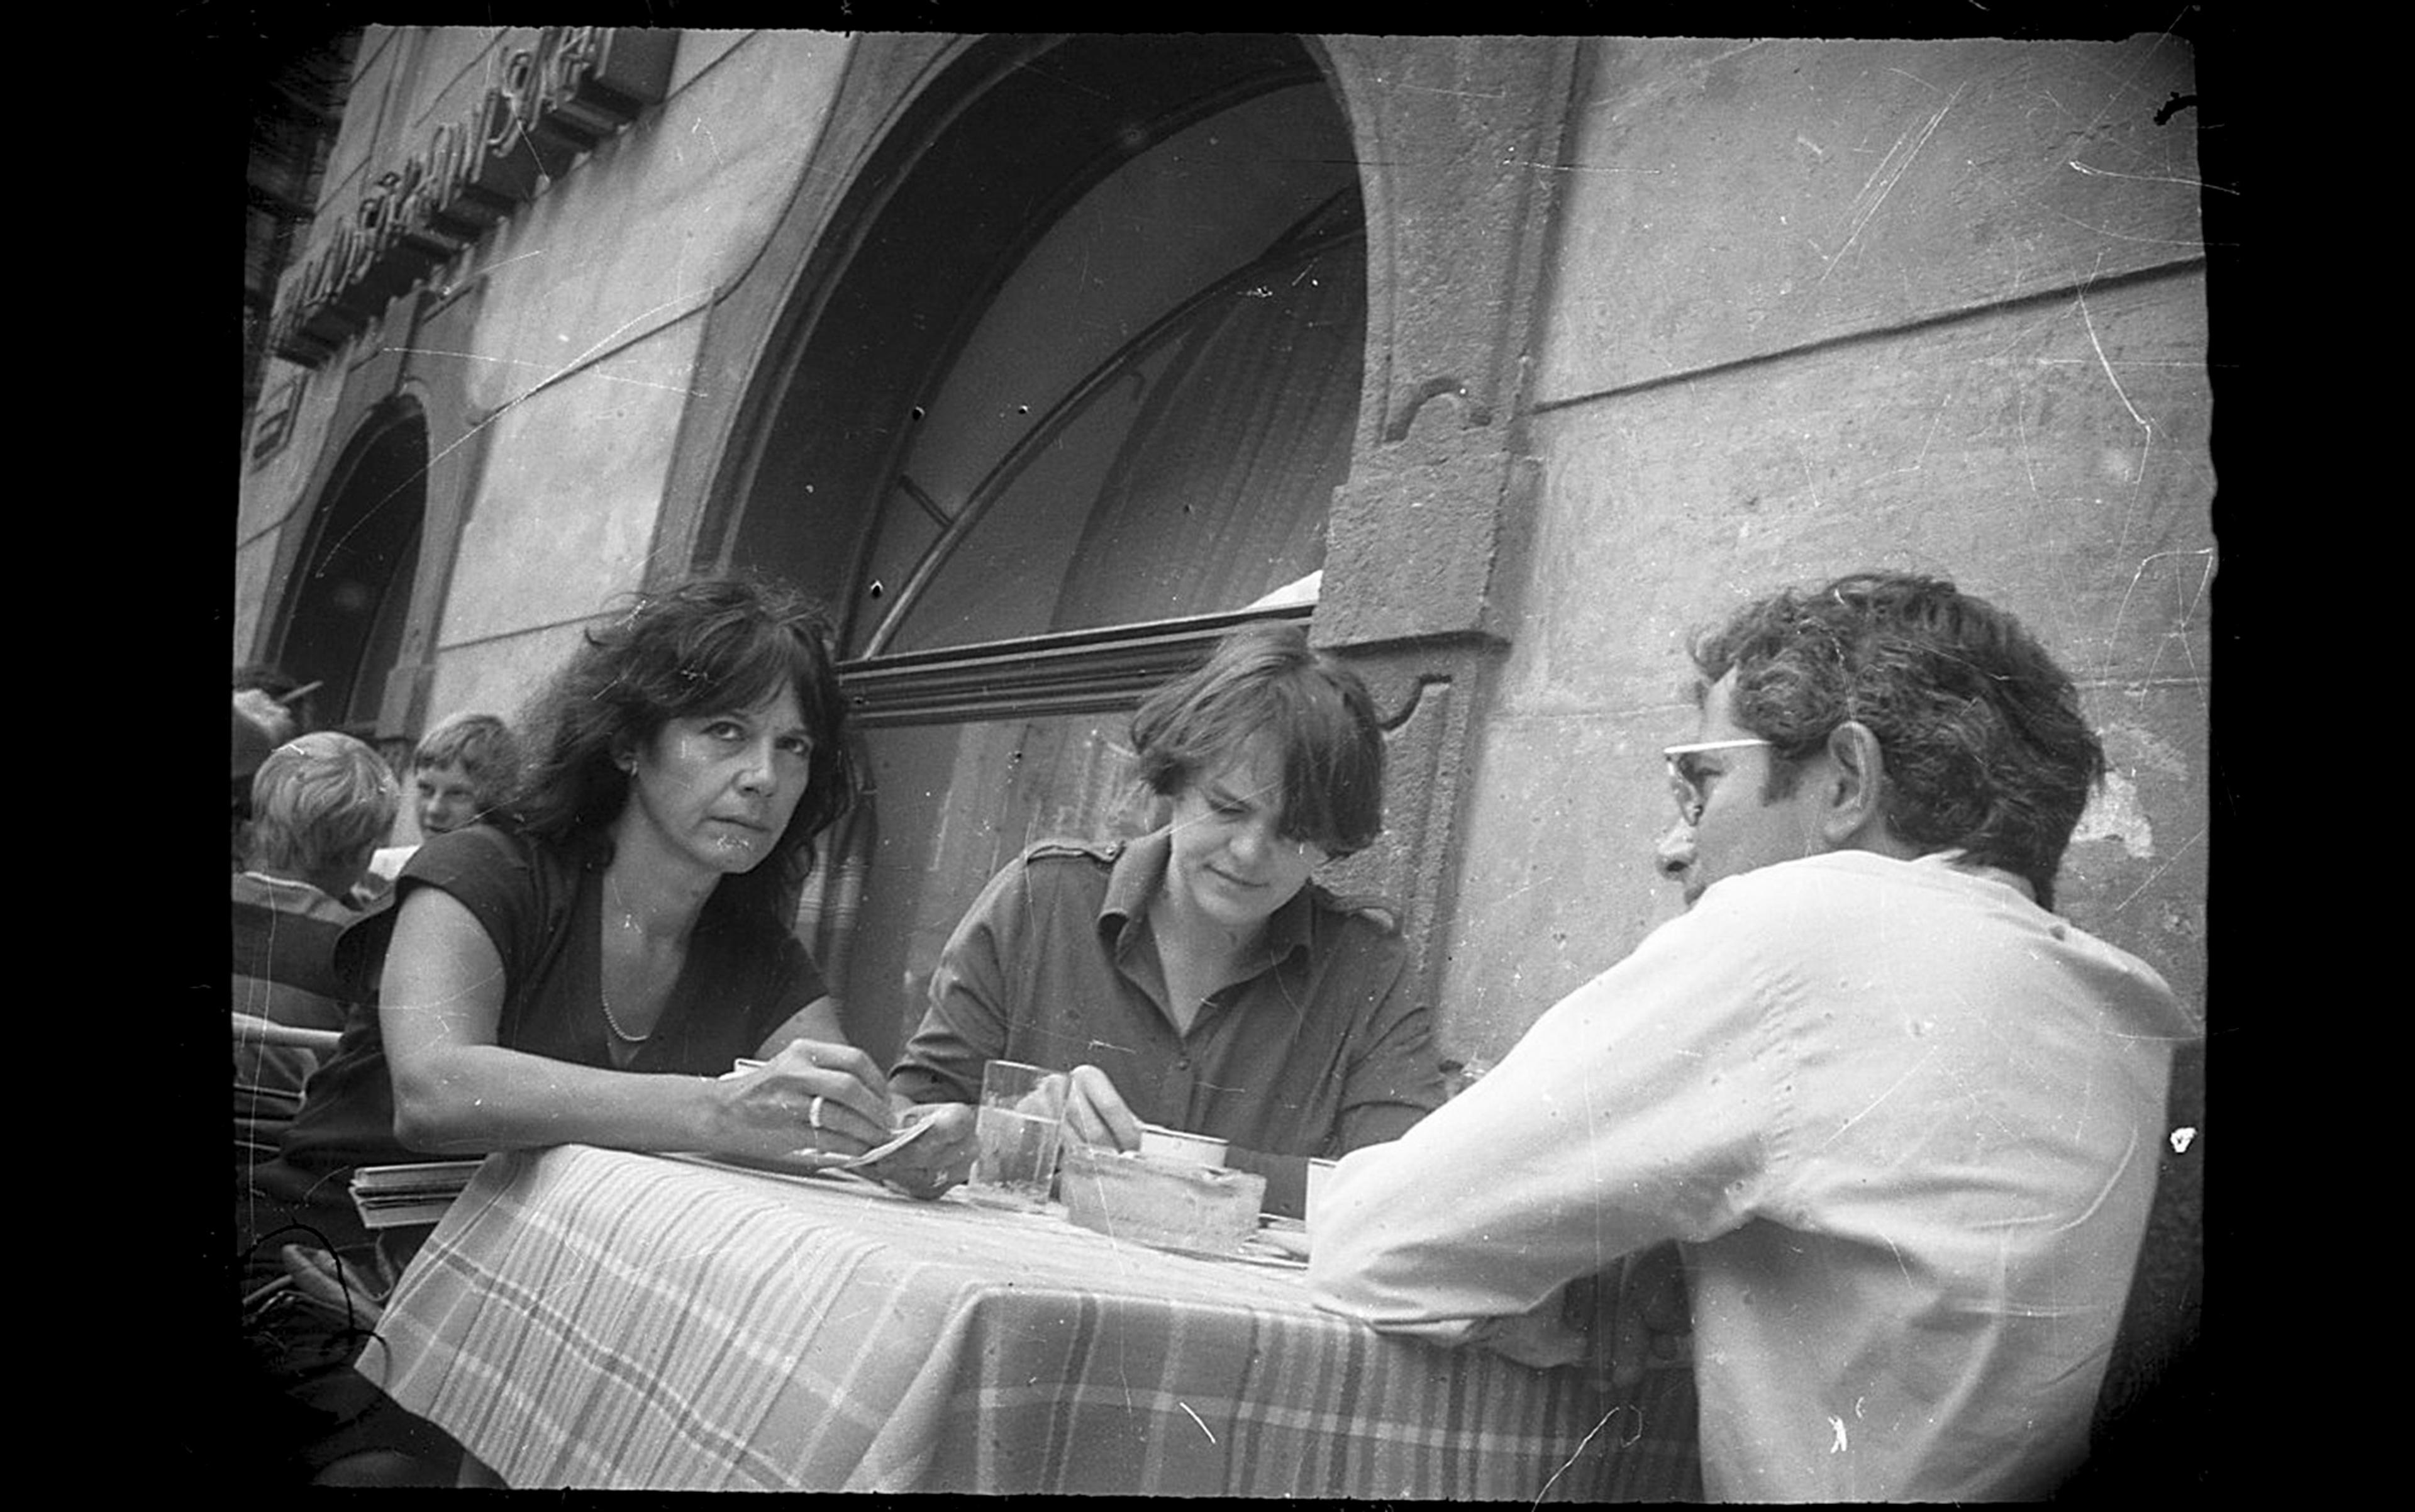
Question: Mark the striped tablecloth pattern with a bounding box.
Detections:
[367,1145,1701,1496]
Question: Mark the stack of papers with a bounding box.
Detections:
[350,1159,483,1229]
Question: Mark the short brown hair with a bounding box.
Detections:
[247,731,402,879]
[413,711,521,809]
[1130,621,1385,857]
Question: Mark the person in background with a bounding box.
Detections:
[230,732,409,1487]
[233,732,400,1174]
[234,663,313,744]
[231,702,282,866]
[1306,571,2199,1501]
[889,620,1445,1218]
[360,711,524,898]
[233,667,320,867]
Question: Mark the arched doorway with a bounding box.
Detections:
[716,35,1367,1063]
[274,402,428,734]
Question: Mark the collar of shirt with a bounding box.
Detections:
[1906,846,2036,904]
[233,869,355,920]
[1096,826,1316,971]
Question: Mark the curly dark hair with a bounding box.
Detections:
[1689,572,2103,909]
[1130,620,1385,858]
[506,574,859,933]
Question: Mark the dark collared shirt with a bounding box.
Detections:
[891,830,1445,1216]
[231,870,358,1031]
[260,824,822,1201]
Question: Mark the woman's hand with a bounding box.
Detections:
[865,1102,977,1200]
[709,1038,894,1161]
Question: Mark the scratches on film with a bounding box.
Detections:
[1533,1401,1641,1506]
[297,279,713,574]
[2106,546,2215,692]
[1177,1400,1217,1443]
[1820,82,1967,285]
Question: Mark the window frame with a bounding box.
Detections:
[838,602,1315,729]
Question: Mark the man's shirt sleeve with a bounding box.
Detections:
[1305,894,1782,1354]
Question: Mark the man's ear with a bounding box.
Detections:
[1818,721,1891,848]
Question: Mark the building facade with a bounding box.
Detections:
[236,28,2212,1431]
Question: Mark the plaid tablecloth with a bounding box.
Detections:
[366,1144,1701,1496]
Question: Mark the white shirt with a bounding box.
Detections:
[1307,850,2196,1501]
[367,843,418,882]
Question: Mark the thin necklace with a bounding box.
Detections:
[600,870,655,1045]
[599,980,653,1045]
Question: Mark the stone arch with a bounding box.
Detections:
[269,397,431,733]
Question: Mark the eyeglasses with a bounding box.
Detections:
[1662,738,1774,826]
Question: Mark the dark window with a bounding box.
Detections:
[275,406,427,733]
[731,38,1365,1063]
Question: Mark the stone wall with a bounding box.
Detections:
[236,30,856,737]
[1441,30,2210,1435]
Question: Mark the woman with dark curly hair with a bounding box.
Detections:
[244,575,948,1483]
[253,577,952,1260]
[374,574,919,1161]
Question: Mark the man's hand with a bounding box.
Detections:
[1607,1242,1693,1390]
[1060,1064,1145,1151]
[233,687,297,746]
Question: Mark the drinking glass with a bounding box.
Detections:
[964,1059,1068,1209]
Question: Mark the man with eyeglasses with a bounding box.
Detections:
[1307,571,2197,1501]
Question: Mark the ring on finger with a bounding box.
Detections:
[808,1095,826,1131]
